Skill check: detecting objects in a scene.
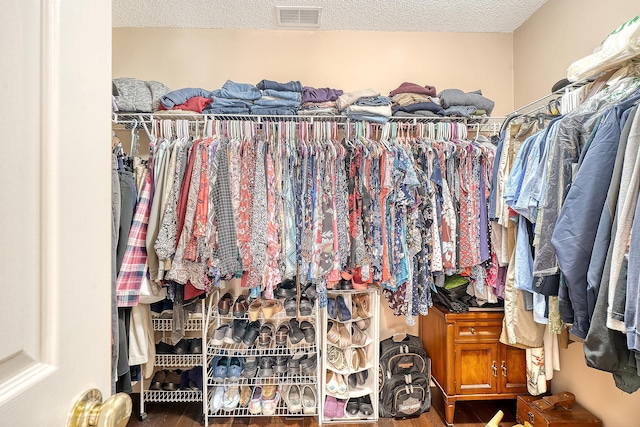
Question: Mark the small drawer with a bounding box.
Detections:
[454,321,501,342]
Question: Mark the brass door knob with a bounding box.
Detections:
[67,389,132,427]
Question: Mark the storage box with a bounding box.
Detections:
[516,393,602,427]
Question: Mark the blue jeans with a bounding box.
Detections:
[256,79,302,92]
[262,89,301,102]
[218,80,261,100]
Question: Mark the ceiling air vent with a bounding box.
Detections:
[276,6,322,28]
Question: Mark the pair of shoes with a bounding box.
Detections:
[347,369,369,389]
[274,279,297,299]
[352,294,370,319]
[326,370,348,395]
[248,298,284,321]
[284,384,302,413]
[327,321,350,347]
[155,341,173,354]
[208,323,235,346]
[211,354,244,382]
[346,395,373,416]
[172,338,202,354]
[258,355,275,377]
[149,369,181,391]
[324,396,345,418]
[350,347,367,370]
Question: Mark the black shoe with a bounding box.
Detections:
[155,341,172,354]
[346,397,360,416]
[188,338,202,354]
[348,373,358,389]
[359,395,374,416]
[242,321,261,346]
[232,319,249,343]
[172,339,189,355]
[300,352,317,375]
[288,319,305,345]
[274,346,289,374]
[274,279,297,299]
[259,355,275,377]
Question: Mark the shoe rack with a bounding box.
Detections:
[139,298,211,421]
[320,287,380,424]
[203,282,321,425]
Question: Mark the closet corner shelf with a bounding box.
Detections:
[143,389,203,403]
[152,316,206,331]
[155,354,205,368]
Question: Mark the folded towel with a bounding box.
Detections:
[347,104,392,117]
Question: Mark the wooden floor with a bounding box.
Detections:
[126,387,517,427]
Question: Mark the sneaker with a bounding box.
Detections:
[262,385,280,416]
[222,385,240,411]
[209,385,225,413]
[209,324,229,346]
[222,323,235,345]
[248,386,262,415]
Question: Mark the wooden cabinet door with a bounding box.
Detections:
[499,344,528,393]
[454,343,498,395]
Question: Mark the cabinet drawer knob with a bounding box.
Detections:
[491,361,497,377]
[501,361,507,377]
[469,327,476,334]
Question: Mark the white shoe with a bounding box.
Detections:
[209,385,225,413]
[222,385,240,411]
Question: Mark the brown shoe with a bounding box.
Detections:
[232,294,249,318]
[239,386,251,407]
[218,292,233,316]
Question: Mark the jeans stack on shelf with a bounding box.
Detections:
[205,279,320,422]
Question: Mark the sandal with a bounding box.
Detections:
[350,348,360,371]
[258,322,275,347]
[326,370,339,394]
[275,323,290,346]
[327,321,340,345]
[284,297,297,316]
[298,296,313,316]
[351,323,367,346]
[248,297,262,322]
[261,299,283,320]
[357,294,370,317]
[356,347,367,369]
[327,345,346,371]
[356,317,371,331]
[300,321,316,343]
[288,318,305,345]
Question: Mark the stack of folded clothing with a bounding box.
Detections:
[389,81,444,117]
[337,89,392,124]
[252,80,303,115]
[438,88,495,118]
[298,86,344,116]
[209,80,261,115]
[114,77,172,113]
[158,87,213,114]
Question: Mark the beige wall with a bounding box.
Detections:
[514,2,640,424]
[113,28,514,116]
[513,0,639,106]
[113,27,515,339]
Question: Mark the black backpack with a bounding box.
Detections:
[378,334,431,418]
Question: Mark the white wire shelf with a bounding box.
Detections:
[143,389,203,403]
[207,341,317,356]
[206,399,317,417]
[213,304,318,322]
[155,354,203,368]
[152,316,206,331]
[207,368,318,387]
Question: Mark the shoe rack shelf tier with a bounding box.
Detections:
[204,286,321,424]
[139,298,212,421]
[320,287,380,424]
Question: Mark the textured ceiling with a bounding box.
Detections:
[113,0,548,33]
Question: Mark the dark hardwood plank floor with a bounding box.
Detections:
[126,387,517,427]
